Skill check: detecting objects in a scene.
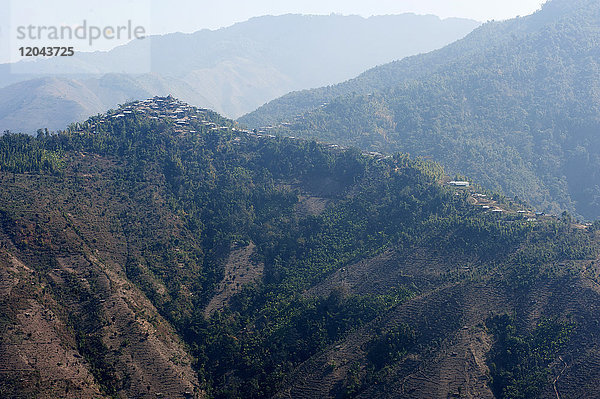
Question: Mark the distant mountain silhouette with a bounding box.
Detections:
[0,14,479,133]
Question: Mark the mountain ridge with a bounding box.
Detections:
[2,97,600,398]
[239,0,600,220]
[0,13,480,134]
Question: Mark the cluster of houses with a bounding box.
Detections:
[69,96,329,148]
[70,96,231,135]
[109,96,221,134]
[72,96,394,163]
[448,180,544,219]
[69,97,552,224]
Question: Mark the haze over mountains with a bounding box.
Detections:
[241,0,600,220]
[5,1,600,398]
[0,13,479,134]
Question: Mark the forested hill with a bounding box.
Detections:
[2,98,600,398]
[239,0,600,220]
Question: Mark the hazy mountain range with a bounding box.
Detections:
[0,14,479,134]
[241,0,600,220]
[5,1,600,398]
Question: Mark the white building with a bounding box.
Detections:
[448,181,470,187]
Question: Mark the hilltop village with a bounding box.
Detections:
[68,95,356,153]
[65,96,587,225]
[69,96,235,136]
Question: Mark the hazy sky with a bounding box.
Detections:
[148,0,547,33]
[1,0,547,64]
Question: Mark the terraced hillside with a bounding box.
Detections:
[279,257,600,398]
[0,150,203,398]
[1,98,600,398]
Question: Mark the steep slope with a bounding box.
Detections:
[0,78,101,135]
[276,273,600,399]
[0,149,204,398]
[1,97,600,398]
[238,11,529,128]
[240,0,600,220]
[0,14,479,134]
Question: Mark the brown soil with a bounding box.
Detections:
[204,242,264,316]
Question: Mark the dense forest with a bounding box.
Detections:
[240,0,600,220]
[1,100,600,398]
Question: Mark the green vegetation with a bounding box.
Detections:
[366,323,418,370]
[242,0,600,220]
[487,314,575,399]
[0,99,598,397]
[190,289,410,398]
[0,133,64,174]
